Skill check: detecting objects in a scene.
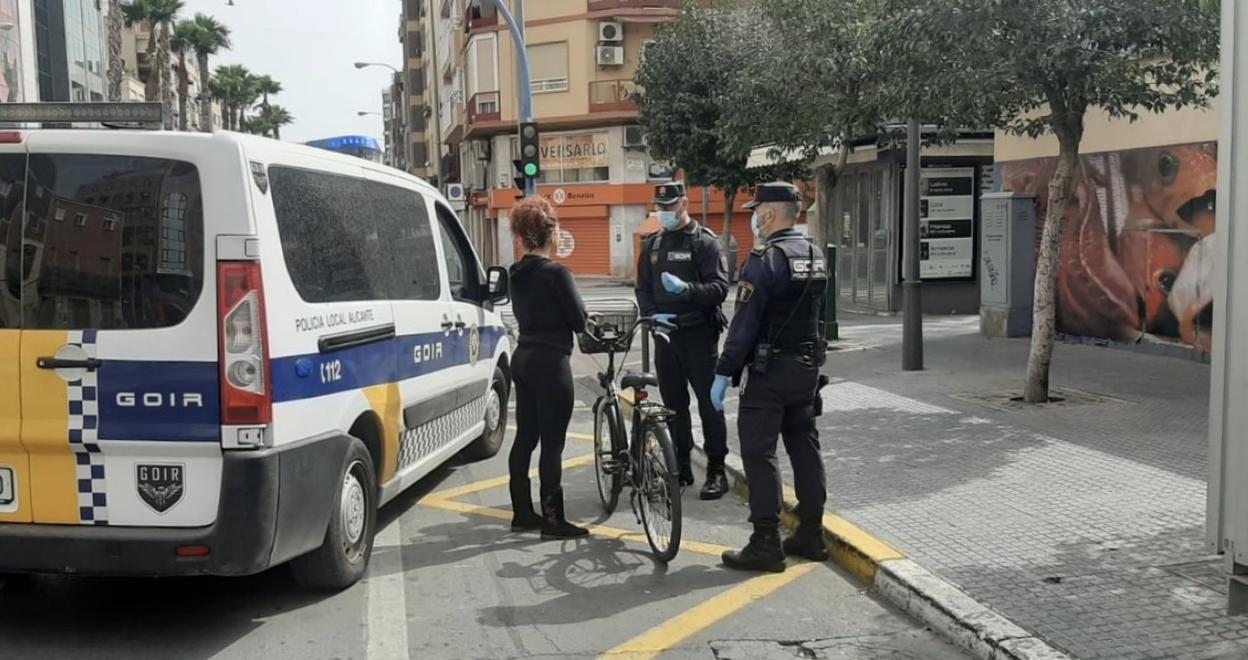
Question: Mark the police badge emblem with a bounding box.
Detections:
[136,464,185,514]
[469,326,481,366]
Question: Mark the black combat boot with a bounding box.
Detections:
[783,522,829,561]
[699,465,729,501]
[722,525,786,572]
[540,488,590,540]
[509,479,542,532]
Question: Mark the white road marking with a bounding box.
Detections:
[367,520,410,660]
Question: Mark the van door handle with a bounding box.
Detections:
[441,317,455,331]
[37,357,103,370]
[453,318,467,330]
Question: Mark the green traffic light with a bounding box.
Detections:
[524,163,538,176]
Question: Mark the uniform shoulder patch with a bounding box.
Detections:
[737,282,756,304]
[700,225,719,239]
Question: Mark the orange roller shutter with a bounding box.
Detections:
[514,216,611,276]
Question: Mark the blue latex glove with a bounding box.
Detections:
[710,374,731,412]
[654,313,678,336]
[661,272,691,296]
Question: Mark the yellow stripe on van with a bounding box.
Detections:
[20,331,79,524]
[0,330,31,522]
[364,383,402,483]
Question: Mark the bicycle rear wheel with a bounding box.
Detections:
[637,420,682,563]
[593,399,625,513]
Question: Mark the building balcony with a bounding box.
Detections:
[465,2,497,32]
[589,79,639,113]
[588,0,682,10]
[467,91,500,125]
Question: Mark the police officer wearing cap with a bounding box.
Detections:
[711,182,830,572]
[636,181,732,500]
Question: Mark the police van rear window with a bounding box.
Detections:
[269,166,441,303]
[3,154,205,330]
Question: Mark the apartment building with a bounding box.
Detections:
[411,0,761,277]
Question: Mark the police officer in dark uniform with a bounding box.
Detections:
[711,182,830,572]
[636,181,731,500]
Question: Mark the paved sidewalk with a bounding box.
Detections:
[746,320,1241,659]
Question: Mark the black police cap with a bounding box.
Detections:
[653,181,687,205]
[744,182,803,209]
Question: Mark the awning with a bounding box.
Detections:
[747,144,838,169]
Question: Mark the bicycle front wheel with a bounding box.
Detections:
[593,399,625,513]
[638,420,682,563]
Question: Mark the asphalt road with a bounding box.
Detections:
[0,284,970,660]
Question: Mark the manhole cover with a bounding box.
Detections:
[950,388,1130,412]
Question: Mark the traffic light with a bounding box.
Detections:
[519,122,540,180]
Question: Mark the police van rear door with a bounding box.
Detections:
[18,133,222,526]
[0,145,28,522]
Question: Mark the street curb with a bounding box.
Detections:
[690,441,1071,660]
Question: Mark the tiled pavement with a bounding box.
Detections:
[745,322,1247,659]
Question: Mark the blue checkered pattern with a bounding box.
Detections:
[67,330,108,526]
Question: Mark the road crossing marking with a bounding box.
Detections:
[366,520,410,660]
[598,562,820,659]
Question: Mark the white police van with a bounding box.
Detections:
[0,108,511,589]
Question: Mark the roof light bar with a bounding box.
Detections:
[0,102,163,127]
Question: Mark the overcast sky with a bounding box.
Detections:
[178,0,403,143]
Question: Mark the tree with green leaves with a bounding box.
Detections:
[889,0,1219,402]
[123,0,184,128]
[635,4,781,261]
[188,13,231,132]
[211,64,255,131]
[254,75,282,110]
[106,0,125,101]
[244,104,293,140]
[171,20,198,130]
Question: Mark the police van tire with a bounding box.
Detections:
[463,367,510,462]
[290,439,377,591]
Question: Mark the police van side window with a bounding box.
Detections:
[22,154,204,330]
[269,167,440,303]
[435,204,482,302]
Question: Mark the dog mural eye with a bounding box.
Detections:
[1156,268,1178,292]
[1158,153,1180,185]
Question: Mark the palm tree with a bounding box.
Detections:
[149,0,185,130]
[123,0,183,128]
[171,20,198,130]
[254,75,281,109]
[259,105,293,140]
[189,13,231,132]
[106,0,125,100]
[121,0,158,103]
[211,64,255,131]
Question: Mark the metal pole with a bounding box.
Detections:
[902,118,924,370]
[825,242,839,340]
[492,0,536,197]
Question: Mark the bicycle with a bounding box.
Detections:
[579,301,683,563]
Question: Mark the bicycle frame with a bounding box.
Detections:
[594,316,674,485]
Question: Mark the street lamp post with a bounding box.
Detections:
[355,62,407,173]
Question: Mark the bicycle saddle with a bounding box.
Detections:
[621,371,659,390]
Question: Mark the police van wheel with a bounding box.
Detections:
[463,367,509,462]
[291,439,377,591]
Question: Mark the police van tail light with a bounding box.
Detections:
[218,261,272,425]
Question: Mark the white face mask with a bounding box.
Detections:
[751,211,767,239]
[658,211,680,230]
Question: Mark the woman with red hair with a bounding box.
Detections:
[506,196,589,539]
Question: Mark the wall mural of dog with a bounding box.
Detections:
[999,142,1217,352]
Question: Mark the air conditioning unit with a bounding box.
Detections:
[596,46,625,67]
[599,21,623,43]
[624,125,646,149]
[446,182,466,202]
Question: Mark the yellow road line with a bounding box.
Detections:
[779,485,904,563]
[425,454,596,502]
[599,562,820,659]
[420,496,731,559]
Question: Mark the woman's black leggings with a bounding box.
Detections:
[509,343,574,497]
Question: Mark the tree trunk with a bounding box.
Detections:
[106,0,124,101]
[273,125,281,140]
[144,22,158,102]
[1023,123,1084,403]
[159,23,176,130]
[176,51,189,131]
[197,53,213,132]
